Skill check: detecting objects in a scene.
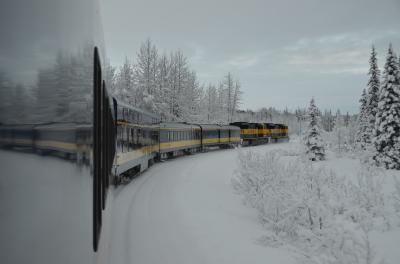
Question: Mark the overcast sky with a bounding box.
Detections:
[100,0,400,113]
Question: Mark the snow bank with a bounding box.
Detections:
[233,142,400,264]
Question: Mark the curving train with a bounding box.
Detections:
[0,98,289,182]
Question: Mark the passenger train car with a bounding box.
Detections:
[159,122,202,158]
[0,0,288,263]
[113,101,241,181]
[113,99,159,178]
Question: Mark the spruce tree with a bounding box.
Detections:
[364,46,381,144]
[355,89,369,149]
[304,98,325,161]
[373,44,400,169]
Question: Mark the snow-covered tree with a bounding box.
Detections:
[115,57,135,105]
[135,38,158,112]
[108,38,245,123]
[333,110,348,153]
[344,112,350,127]
[356,89,369,149]
[231,80,242,122]
[373,44,400,169]
[202,84,218,122]
[180,71,202,122]
[304,98,325,161]
[155,53,172,121]
[104,60,117,96]
[321,109,335,132]
[233,150,386,263]
[364,46,381,145]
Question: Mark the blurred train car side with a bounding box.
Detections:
[113,99,159,180]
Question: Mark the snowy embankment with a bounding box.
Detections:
[108,139,400,264]
[233,137,400,264]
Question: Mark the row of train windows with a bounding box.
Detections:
[117,127,158,150]
[167,130,201,141]
[120,108,159,124]
[203,130,219,137]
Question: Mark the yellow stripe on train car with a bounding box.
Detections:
[219,137,230,143]
[35,140,78,151]
[160,139,201,150]
[240,129,258,135]
[202,138,220,144]
[116,121,159,129]
[116,144,159,165]
[0,138,32,145]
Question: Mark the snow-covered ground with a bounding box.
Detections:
[109,144,296,264]
[109,139,400,264]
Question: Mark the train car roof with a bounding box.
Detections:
[264,123,278,128]
[0,124,35,129]
[196,124,222,130]
[113,98,160,120]
[249,122,265,127]
[160,122,200,130]
[229,122,253,128]
[230,122,249,125]
[221,125,240,130]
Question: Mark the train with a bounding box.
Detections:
[0,0,288,263]
[0,100,288,180]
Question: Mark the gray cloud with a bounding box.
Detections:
[100,0,400,113]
